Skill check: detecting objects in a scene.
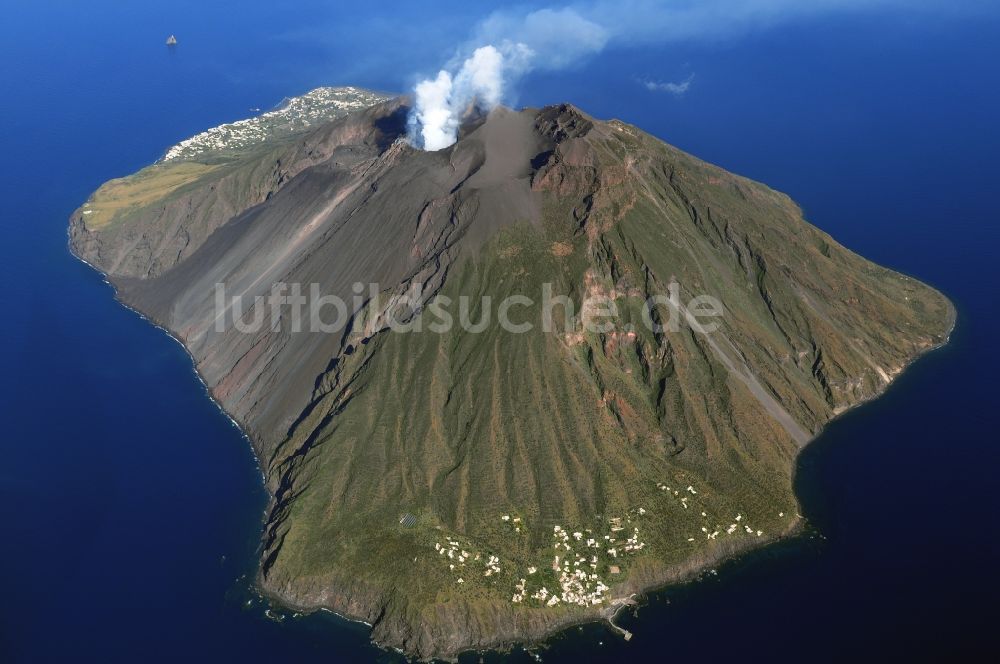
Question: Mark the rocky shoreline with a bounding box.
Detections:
[246,299,955,661]
[253,516,805,660]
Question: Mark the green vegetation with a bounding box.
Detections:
[71,100,953,658]
[81,161,221,229]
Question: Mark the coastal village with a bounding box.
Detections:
[431,480,792,609]
[159,87,389,162]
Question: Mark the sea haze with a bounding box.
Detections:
[0,2,998,661]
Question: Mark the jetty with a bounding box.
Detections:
[605,595,638,642]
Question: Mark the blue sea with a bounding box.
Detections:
[1,2,998,661]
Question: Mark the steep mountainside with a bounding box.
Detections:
[70,90,953,658]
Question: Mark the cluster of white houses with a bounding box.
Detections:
[511,518,646,606]
[655,480,780,542]
[435,489,793,608]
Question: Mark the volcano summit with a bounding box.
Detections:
[70,87,953,658]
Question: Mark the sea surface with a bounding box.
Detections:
[1,3,998,661]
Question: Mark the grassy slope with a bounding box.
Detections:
[257,115,952,656]
[81,161,223,230]
[262,222,800,643]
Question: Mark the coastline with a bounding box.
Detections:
[250,289,955,660]
[250,514,808,661]
[67,211,957,660]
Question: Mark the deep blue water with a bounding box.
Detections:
[2,3,998,661]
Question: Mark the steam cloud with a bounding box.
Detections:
[408,0,956,151]
[408,8,608,151]
[411,45,523,151]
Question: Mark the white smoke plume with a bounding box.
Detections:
[408,8,607,150]
[412,46,507,151]
[408,0,967,150]
[410,43,535,151]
